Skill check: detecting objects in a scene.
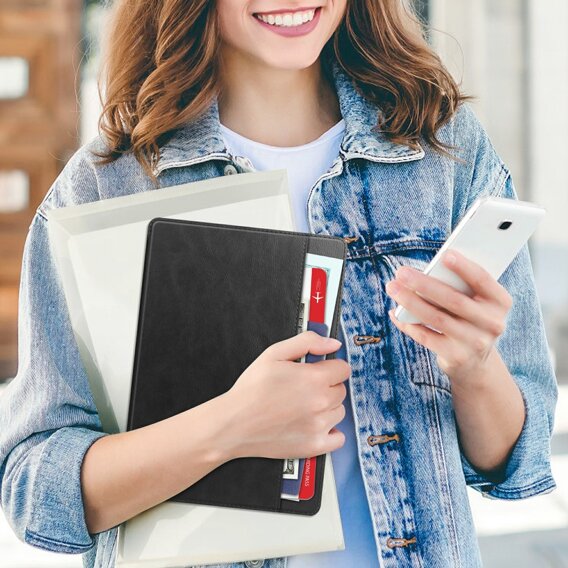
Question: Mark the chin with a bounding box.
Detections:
[257,48,324,71]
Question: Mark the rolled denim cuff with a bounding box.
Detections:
[460,372,556,500]
[25,426,108,553]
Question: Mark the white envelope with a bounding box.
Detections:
[46,169,344,568]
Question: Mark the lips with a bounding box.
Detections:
[251,5,322,37]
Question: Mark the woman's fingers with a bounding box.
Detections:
[386,277,476,343]
[441,250,513,310]
[389,252,512,336]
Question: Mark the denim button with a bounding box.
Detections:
[245,560,265,568]
[354,334,382,345]
[224,164,238,175]
[386,536,417,548]
[368,433,400,446]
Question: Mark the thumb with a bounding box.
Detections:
[265,330,342,362]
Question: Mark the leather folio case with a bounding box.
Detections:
[127,217,347,516]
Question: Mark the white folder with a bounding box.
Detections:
[46,170,345,568]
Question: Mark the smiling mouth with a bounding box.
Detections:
[253,7,321,28]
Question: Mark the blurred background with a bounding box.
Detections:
[0,0,567,566]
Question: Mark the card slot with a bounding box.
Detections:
[278,453,326,516]
[273,233,345,516]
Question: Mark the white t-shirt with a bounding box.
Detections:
[220,120,379,567]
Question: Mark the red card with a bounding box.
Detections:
[308,267,327,324]
[299,457,317,500]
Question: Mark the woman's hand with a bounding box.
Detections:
[222,331,350,461]
[385,249,513,386]
[385,248,526,478]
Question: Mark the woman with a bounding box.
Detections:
[0,0,558,567]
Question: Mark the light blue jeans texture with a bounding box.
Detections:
[0,57,558,568]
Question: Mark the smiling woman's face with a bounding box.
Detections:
[216,1,347,70]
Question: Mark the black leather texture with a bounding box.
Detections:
[127,217,346,516]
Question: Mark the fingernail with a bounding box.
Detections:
[445,252,456,265]
[327,337,342,346]
[387,281,400,294]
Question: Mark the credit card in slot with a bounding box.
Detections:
[299,457,317,501]
[282,458,301,480]
[298,266,329,362]
[305,267,328,363]
[309,267,327,324]
[281,458,305,501]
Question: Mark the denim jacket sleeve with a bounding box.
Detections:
[0,150,109,553]
[450,104,558,500]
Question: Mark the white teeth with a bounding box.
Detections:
[256,8,316,27]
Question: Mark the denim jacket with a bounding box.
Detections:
[0,58,558,568]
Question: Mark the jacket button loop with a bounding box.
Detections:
[343,235,358,244]
[354,334,382,345]
[223,164,238,175]
[386,536,417,548]
[367,433,400,446]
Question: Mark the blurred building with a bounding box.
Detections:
[429,0,568,373]
[0,0,82,379]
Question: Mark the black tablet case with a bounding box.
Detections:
[127,217,347,516]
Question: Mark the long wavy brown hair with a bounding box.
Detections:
[95,0,470,182]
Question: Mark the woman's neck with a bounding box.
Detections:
[217,50,342,147]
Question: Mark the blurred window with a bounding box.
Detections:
[0,57,29,99]
[0,170,29,213]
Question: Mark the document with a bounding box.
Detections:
[46,170,345,568]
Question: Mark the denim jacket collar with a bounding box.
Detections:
[153,58,424,177]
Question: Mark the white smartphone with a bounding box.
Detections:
[393,195,546,326]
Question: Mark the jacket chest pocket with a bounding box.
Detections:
[378,242,452,394]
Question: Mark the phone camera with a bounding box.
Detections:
[498,220,513,230]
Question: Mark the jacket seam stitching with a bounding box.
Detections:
[153,153,232,176]
[346,239,446,261]
[486,475,556,495]
[492,163,511,198]
[25,528,93,550]
[37,152,101,220]
[424,360,462,566]
[342,150,425,164]
[27,428,57,537]
[357,162,382,278]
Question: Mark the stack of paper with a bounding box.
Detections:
[46,170,344,568]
